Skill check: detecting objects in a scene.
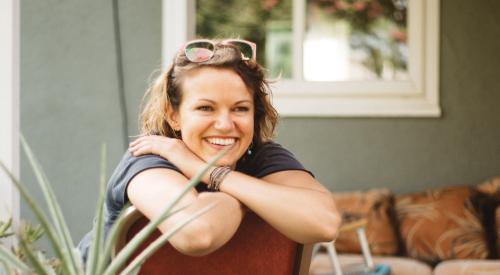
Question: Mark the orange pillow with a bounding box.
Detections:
[332,188,400,255]
[395,185,489,265]
[476,176,500,258]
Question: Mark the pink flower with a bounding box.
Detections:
[391,30,407,42]
[262,0,279,11]
[367,1,382,19]
[334,0,348,11]
[352,1,366,11]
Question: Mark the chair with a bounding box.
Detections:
[311,219,390,275]
[113,206,312,275]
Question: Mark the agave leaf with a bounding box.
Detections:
[96,203,189,275]
[103,146,229,275]
[18,238,49,275]
[35,251,56,275]
[20,222,44,244]
[85,144,107,275]
[0,219,13,239]
[0,244,31,274]
[1,258,14,275]
[126,264,141,275]
[0,161,71,275]
[120,203,217,275]
[19,134,79,275]
[95,203,131,275]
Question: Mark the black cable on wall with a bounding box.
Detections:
[111,0,129,150]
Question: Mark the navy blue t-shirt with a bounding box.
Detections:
[77,141,312,262]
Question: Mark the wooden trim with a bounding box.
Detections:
[295,243,313,275]
[112,206,142,258]
[0,0,20,239]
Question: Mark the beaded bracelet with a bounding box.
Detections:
[208,166,232,191]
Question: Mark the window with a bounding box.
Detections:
[163,0,440,117]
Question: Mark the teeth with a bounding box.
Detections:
[206,138,235,146]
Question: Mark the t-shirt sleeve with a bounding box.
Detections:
[106,151,181,210]
[242,142,314,178]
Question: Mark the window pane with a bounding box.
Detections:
[305,0,409,81]
[195,0,292,78]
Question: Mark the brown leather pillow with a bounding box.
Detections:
[476,177,500,258]
[395,185,489,265]
[332,188,400,255]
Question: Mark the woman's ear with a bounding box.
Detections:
[166,108,180,131]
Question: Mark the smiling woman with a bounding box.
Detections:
[78,39,341,263]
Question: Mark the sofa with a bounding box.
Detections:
[309,176,500,275]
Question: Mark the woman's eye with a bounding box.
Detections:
[234,106,250,112]
[197,105,213,111]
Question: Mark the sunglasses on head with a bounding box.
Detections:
[181,39,257,63]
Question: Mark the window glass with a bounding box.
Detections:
[196,0,408,82]
[305,0,408,81]
[196,0,292,78]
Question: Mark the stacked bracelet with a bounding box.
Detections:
[208,166,232,191]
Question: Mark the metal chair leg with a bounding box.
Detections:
[324,242,343,275]
[356,227,374,270]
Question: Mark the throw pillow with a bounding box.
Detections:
[395,185,489,265]
[332,188,400,255]
[476,176,500,258]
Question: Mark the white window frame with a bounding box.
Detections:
[162,0,440,117]
[0,0,20,241]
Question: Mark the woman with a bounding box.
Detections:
[78,39,340,261]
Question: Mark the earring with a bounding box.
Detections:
[247,142,253,156]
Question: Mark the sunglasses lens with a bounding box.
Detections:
[231,42,254,60]
[185,41,214,62]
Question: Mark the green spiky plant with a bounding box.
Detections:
[0,135,226,275]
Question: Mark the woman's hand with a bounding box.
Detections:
[129,135,180,159]
[128,135,208,181]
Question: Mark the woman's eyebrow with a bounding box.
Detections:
[196,99,252,104]
[235,100,252,104]
[197,98,216,103]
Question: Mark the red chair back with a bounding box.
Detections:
[115,207,312,275]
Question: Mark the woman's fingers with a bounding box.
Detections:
[128,135,177,157]
[129,143,152,156]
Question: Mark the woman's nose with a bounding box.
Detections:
[214,112,234,131]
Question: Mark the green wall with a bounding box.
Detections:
[21,0,500,243]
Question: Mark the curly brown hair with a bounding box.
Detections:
[139,41,279,147]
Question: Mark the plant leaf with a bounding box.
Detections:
[0,244,31,273]
[0,219,13,239]
[120,203,217,275]
[85,144,107,275]
[96,203,189,275]
[103,146,229,275]
[18,238,49,275]
[35,251,57,275]
[19,134,80,275]
[0,161,71,275]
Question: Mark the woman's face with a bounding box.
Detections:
[171,67,254,167]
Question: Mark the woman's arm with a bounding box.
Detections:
[219,170,341,244]
[127,168,245,256]
[129,136,341,244]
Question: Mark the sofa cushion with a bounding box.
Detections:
[332,188,400,255]
[475,176,500,258]
[395,185,489,265]
[309,253,433,275]
[433,259,500,275]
